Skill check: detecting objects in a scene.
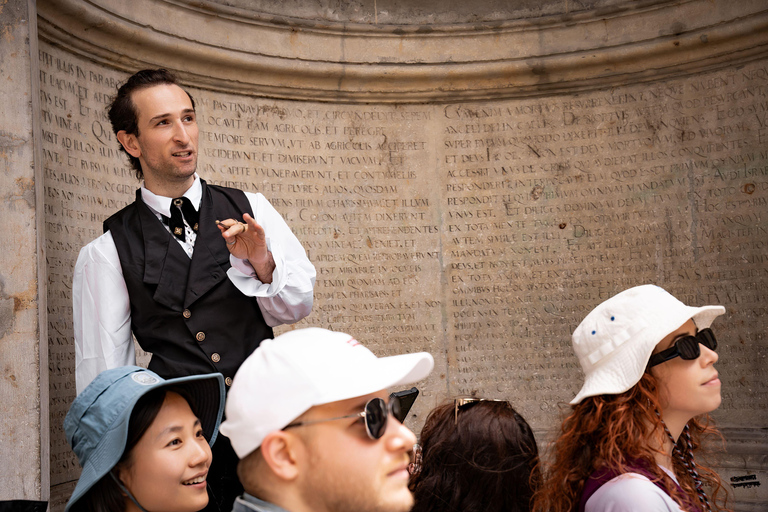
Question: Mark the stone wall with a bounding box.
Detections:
[0,0,48,504]
[7,0,768,510]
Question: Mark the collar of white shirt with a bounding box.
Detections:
[140,174,202,218]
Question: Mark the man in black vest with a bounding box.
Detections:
[72,69,316,511]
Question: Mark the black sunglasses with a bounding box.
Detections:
[284,397,400,440]
[390,387,419,423]
[648,328,717,368]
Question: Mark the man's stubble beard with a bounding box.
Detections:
[299,449,413,512]
[140,148,197,187]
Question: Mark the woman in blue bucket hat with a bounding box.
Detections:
[534,285,730,512]
[64,366,225,512]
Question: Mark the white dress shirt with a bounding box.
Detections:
[73,176,316,393]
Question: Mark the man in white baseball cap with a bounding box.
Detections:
[219,327,434,512]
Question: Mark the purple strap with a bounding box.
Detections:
[578,462,701,512]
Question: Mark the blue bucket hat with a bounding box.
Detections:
[63,367,225,512]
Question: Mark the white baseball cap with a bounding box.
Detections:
[570,284,725,404]
[220,327,435,458]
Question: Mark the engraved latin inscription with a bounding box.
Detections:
[40,46,134,485]
[193,96,443,355]
[191,97,447,424]
[439,64,768,425]
[40,43,767,508]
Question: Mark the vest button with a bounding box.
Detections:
[196,332,205,342]
[211,353,221,363]
[183,309,192,319]
[225,377,233,386]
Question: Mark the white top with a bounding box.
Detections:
[73,176,316,393]
[585,466,685,512]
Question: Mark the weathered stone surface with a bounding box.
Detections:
[39,38,768,508]
[37,0,768,101]
[8,1,765,510]
[206,0,622,24]
[0,0,47,503]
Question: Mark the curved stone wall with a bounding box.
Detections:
[32,1,768,509]
[38,0,768,101]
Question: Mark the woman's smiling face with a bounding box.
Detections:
[119,392,212,512]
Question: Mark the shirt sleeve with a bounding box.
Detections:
[73,231,135,394]
[226,192,316,327]
[585,473,685,512]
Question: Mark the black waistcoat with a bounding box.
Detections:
[104,179,273,381]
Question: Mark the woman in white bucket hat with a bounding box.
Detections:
[533,285,728,512]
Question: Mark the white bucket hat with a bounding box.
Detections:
[570,284,725,404]
[220,327,434,458]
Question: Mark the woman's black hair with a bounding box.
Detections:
[70,386,198,512]
[409,400,542,512]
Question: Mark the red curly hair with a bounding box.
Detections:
[532,373,729,512]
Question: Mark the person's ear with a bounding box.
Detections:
[115,464,132,495]
[259,431,302,481]
[117,130,141,159]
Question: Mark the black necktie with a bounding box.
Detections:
[165,197,199,242]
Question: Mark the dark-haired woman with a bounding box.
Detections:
[533,284,729,512]
[409,398,541,512]
[64,366,225,512]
